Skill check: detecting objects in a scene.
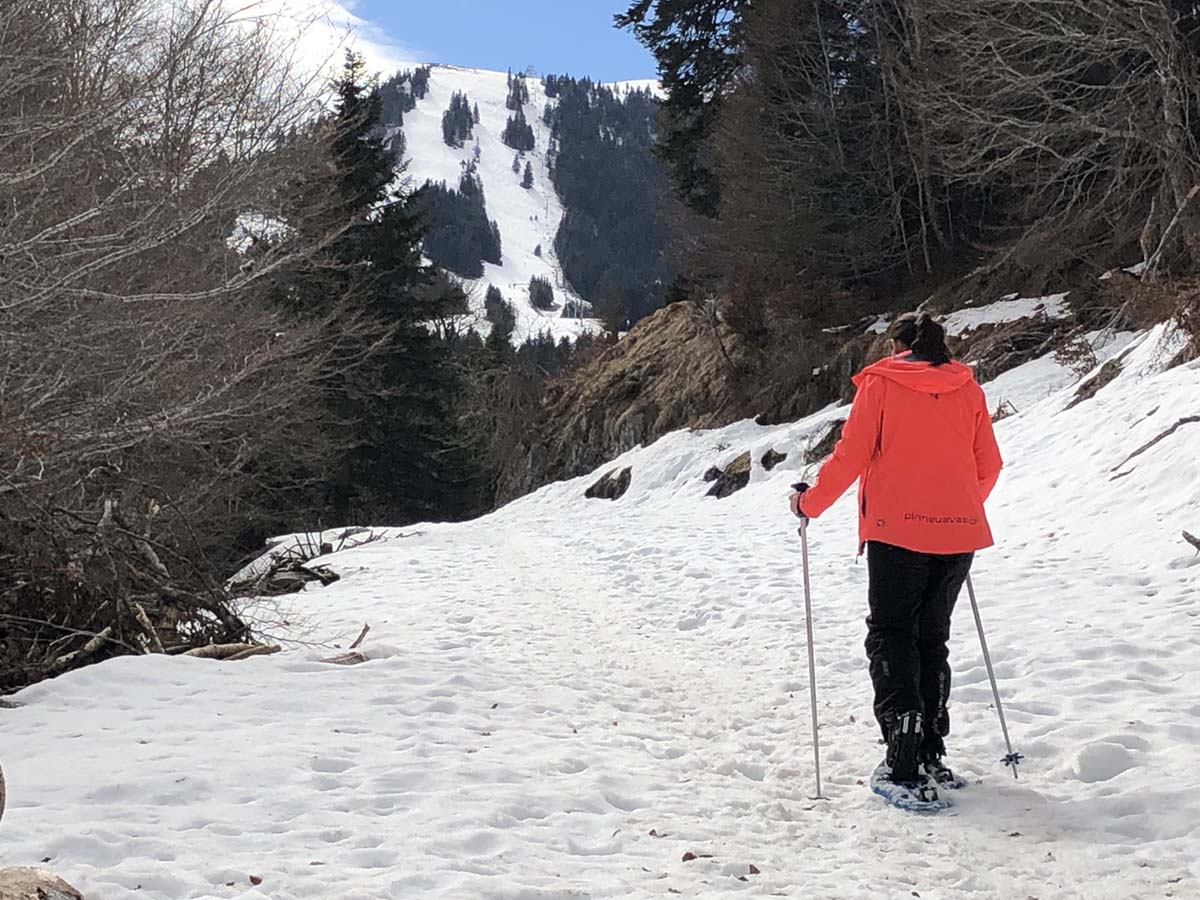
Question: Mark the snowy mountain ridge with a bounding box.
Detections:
[399,64,656,344]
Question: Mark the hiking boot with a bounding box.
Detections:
[885,710,924,785]
[922,752,966,789]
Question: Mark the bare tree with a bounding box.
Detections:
[0,0,353,689]
[905,0,1200,275]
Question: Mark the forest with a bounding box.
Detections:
[618,0,1200,317]
[545,77,672,329]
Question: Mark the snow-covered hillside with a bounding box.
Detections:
[401,65,599,343]
[3,323,1199,898]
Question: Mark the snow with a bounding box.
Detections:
[942,292,1071,336]
[1102,261,1149,281]
[3,332,1200,898]
[401,65,601,343]
[227,213,290,254]
[607,79,666,99]
[971,329,1137,413]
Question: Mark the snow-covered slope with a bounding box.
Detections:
[401,65,599,343]
[3,326,1200,898]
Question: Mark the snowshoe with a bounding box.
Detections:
[870,761,952,813]
[923,756,966,790]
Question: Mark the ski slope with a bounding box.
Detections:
[401,65,600,344]
[3,324,1199,898]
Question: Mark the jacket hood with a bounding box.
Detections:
[852,354,975,394]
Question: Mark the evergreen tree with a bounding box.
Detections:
[512,153,521,174]
[506,73,531,110]
[378,69,418,125]
[473,102,481,124]
[616,1,748,217]
[416,166,503,277]
[287,52,473,523]
[529,275,556,310]
[441,91,474,148]
[410,65,432,99]
[522,161,534,189]
[502,107,535,151]
[544,76,671,325]
[484,284,516,351]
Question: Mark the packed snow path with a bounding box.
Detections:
[3,325,1199,899]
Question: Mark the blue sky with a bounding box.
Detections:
[349,0,658,81]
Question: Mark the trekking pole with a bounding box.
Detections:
[965,574,1023,779]
[797,518,824,800]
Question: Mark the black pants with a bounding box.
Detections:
[865,541,973,754]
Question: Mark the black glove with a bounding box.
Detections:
[790,482,811,520]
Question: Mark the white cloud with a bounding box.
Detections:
[230,0,423,78]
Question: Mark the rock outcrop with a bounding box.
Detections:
[585,467,633,501]
[0,869,84,900]
[760,448,788,471]
[706,451,752,499]
[503,302,752,501]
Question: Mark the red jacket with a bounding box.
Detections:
[799,354,1002,554]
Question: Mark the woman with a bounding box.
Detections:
[791,314,1002,801]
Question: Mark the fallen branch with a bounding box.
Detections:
[320,651,368,666]
[183,642,279,661]
[47,626,115,676]
[132,602,165,653]
[1111,416,1200,471]
[349,623,370,650]
[225,644,282,662]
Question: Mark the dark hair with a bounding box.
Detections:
[889,313,952,366]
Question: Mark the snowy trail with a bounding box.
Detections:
[3,324,1199,898]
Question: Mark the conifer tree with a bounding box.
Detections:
[484,284,517,351]
[616,1,747,217]
[417,167,503,277]
[441,91,474,148]
[529,275,555,310]
[410,66,431,99]
[502,107,535,151]
[313,52,470,522]
[522,161,534,189]
[506,73,531,111]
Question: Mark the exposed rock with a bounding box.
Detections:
[707,451,752,499]
[503,282,1130,505]
[760,449,788,471]
[805,420,846,464]
[960,314,1077,386]
[0,869,84,900]
[503,302,753,501]
[702,466,723,483]
[585,467,632,501]
[1067,358,1123,409]
[230,559,340,598]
